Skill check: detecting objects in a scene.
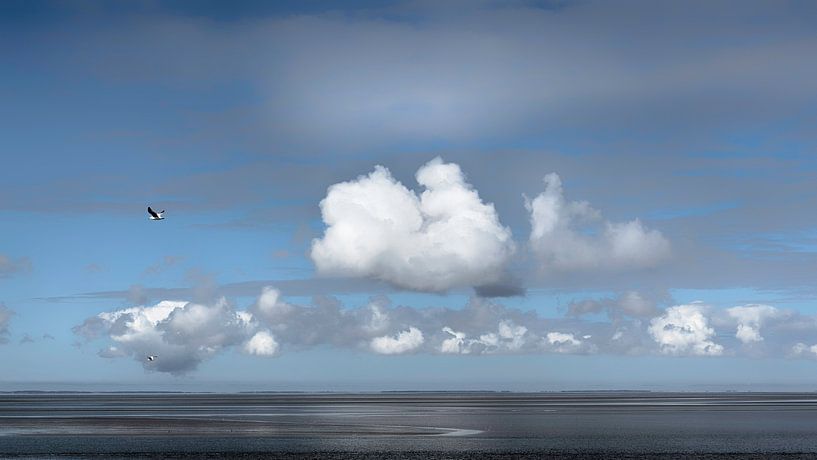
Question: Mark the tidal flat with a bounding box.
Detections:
[3,392,817,458]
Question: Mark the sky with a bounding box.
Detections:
[3,0,817,391]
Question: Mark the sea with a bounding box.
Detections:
[2,391,817,458]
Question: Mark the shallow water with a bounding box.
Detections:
[2,392,817,458]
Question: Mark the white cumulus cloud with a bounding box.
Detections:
[73,298,258,374]
[546,332,582,346]
[648,304,723,356]
[543,331,593,354]
[478,320,528,352]
[254,286,294,322]
[311,157,515,292]
[727,304,783,344]
[439,320,531,354]
[370,327,425,354]
[525,173,670,272]
[243,330,279,356]
[440,327,468,354]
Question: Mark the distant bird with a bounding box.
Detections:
[147,355,158,361]
[147,207,165,220]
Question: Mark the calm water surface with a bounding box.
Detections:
[2,392,817,458]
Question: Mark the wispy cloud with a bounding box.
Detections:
[0,303,13,344]
[568,291,665,319]
[142,255,185,277]
[84,263,103,274]
[0,254,31,279]
[525,173,670,272]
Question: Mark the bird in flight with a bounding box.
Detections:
[147,355,158,361]
[147,207,165,220]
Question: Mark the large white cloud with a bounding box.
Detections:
[311,158,515,292]
[525,173,670,272]
[648,304,723,356]
[727,304,784,344]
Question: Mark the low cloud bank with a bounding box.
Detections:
[73,288,817,374]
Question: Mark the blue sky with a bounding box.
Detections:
[3,0,817,390]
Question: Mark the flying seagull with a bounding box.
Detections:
[147,355,158,361]
[147,207,165,220]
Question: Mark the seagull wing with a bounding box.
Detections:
[147,207,158,218]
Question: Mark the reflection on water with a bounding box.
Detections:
[3,392,817,457]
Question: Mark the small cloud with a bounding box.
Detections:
[546,332,581,346]
[475,321,529,353]
[243,330,279,356]
[439,320,531,355]
[370,327,425,354]
[0,303,13,344]
[473,279,526,298]
[142,255,185,276]
[525,173,670,272]
[98,345,128,358]
[568,291,662,319]
[85,263,103,274]
[0,254,31,279]
[19,334,34,344]
[727,304,784,344]
[253,286,293,322]
[440,327,468,354]
[544,332,585,353]
[42,333,55,340]
[792,342,817,358]
[648,304,723,356]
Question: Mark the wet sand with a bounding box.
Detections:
[3,392,817,458]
